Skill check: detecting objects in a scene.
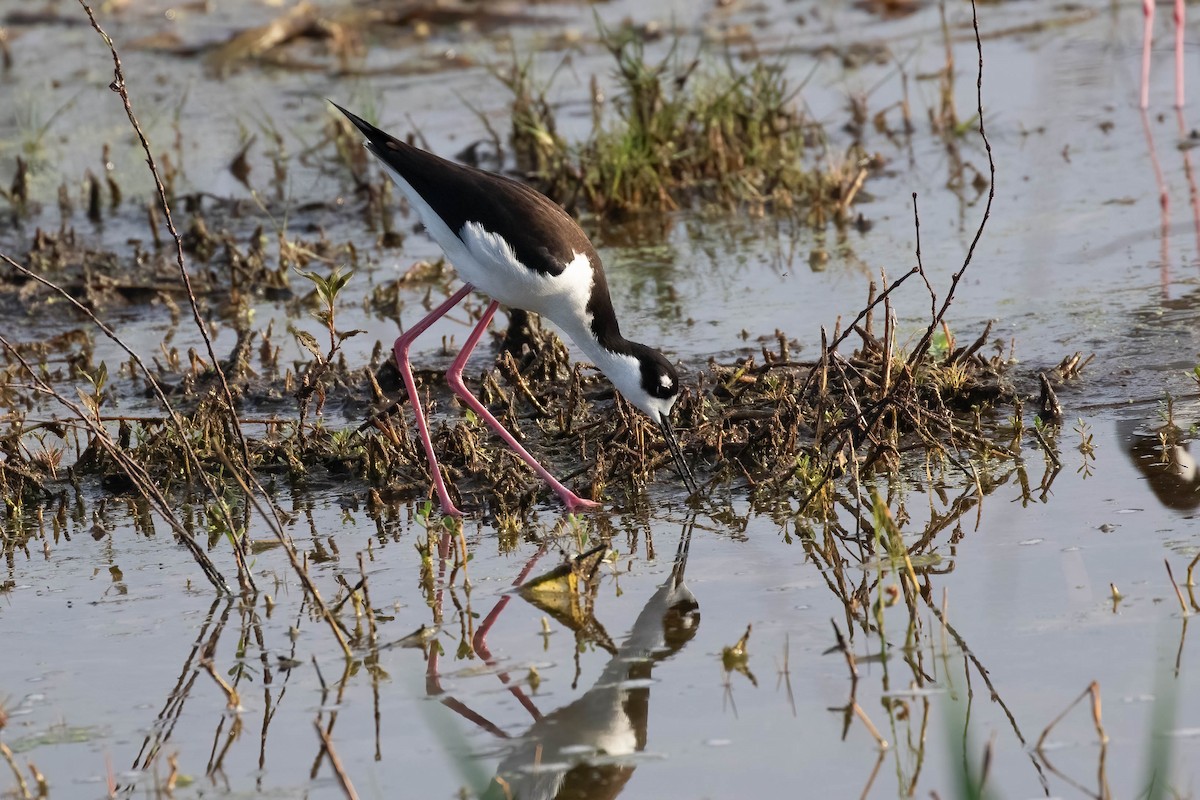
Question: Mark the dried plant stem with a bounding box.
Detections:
[858,749,886,800]
[201,659,241,711]
[0,742,31,800]
[357,552,378,647]
[75,0,251,468]
[853,702,889,749]
[831,618,859,679]
[906,0,995,370]
[1165,559,1189,616]
[314,722,360,800]
[1186,551,1199,612]
[1035,680,1107,751]
[1031,425,1061,469]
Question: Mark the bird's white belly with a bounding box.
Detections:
[380,166,593,324]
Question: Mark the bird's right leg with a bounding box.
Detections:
[446,301,601,512]
[394,284,475,516]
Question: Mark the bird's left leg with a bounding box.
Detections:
[446,301,601,512]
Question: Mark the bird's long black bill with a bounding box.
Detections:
[328,101,394,155]
[659,413,699,496]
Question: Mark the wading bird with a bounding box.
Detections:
[334,104,697,515]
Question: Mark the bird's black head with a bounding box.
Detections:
[633,344,681,404]
[624,344,697,494]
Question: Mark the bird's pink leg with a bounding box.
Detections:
[1174,0,1186,108]
[394,283,476,516]
[1143,0,1156,109]
[447,301,601,512]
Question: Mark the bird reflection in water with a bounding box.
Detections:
[1118,415,1199,512]
[427,519,700,800]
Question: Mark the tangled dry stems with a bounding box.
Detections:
[0,0,1072,598]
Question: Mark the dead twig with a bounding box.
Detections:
[0,742,31,800]
[905,0,995,372]
[1035,680,1107,752]
[313,721,361,800]
[1165,559,1189,616]
[76,0,252,468]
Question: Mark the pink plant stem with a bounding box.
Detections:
[1143,0,1156,109]
[1174,0,1186,109]
[446,300,601,512]
[393,284,476,516]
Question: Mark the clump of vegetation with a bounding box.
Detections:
[500,23,872,222]
[0,0,1073,568]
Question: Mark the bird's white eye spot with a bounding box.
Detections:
[660,375,673,389]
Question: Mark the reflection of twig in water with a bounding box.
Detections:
[1036,681,1108,751]
[1032,425,1062,470]
[775,634,797,717]
[924,597,1050,793]
[1034,681,1111,800]
[122,599,233,793]
[310,660,354,780]
[1173,616,1189,679]
[313,721,361,800]
[1188,551,1200,612]
[206,605,278,780]
[1164,559,1189,616]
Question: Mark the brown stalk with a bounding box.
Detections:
[313,722,360,800]
[852,702,888,749]
[0,742,30,800]
[904,0,995,371]
[1165,559,1189,616]
[1186,550,1199,611]
[201,659,241,711]
[357,552,378,647]
[1035,680,1107,752]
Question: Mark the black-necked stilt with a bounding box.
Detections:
[333,103,697,515]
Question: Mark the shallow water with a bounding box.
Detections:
[1,0,1199,798]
